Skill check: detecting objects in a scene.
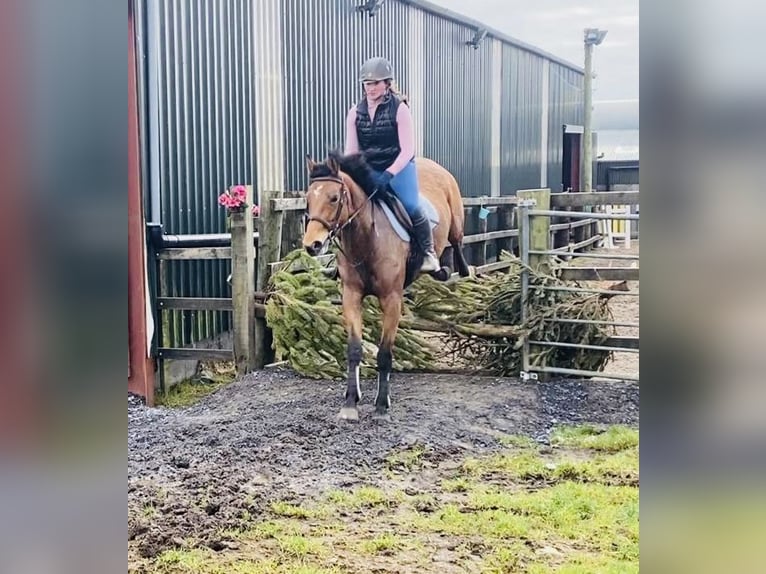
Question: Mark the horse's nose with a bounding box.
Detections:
[305,241,323,256]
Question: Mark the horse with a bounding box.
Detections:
[302,152,471,421]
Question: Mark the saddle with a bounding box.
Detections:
[373,187,439,244]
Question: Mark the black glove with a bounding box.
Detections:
[375,170,394,190]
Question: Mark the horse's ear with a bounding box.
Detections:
[327,156,340,176]
[305,154,318,174]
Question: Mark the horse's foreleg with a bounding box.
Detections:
[374,293,402,420]
[339,287,364,422]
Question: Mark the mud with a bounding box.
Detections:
[128,369,638,559]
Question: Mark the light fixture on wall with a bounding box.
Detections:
[357,0,385,17]
[466,28,488,49]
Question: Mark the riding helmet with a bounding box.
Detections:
[358,57,393,82]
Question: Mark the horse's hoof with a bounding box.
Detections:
[372,411,391,423]
[338,407,359,422]
[429,267,450,282]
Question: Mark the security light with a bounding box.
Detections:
[466,28,488,49]
[358,0,385,16]
[584,28,608,45]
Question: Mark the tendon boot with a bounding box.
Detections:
[411,213,440,272]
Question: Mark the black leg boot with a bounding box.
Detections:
[411,213,440,272]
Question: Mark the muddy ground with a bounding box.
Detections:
[128,370,638,564]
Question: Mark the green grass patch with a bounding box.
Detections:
[136,425,638,574]
[498,434,539,449]
[386,444,427,471]
[527,553,640,574]
[460,447,638,487]
[510,482,639,560]
[156,377,232,408]
[154,548,217,573]
[550,425,638,452]
[358,532,407,555]
[413,504,531,539]
[270,501,325,520]
[276,535,327,558]
[324,486,392,510]
[250,519,303,540]
[481,543,536,574]
[441,477,472,493]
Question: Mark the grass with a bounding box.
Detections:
[277,535,327,558]
[385,444,427,471]
[270,501,326,520]
[358,532,407,555]
[550,424,638,452]
[133,425,639,574]
[155,362,235,408]
[324,486,392,510]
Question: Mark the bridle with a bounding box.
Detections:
[306,175,379,253]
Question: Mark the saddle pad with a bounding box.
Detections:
[379,196,439,243]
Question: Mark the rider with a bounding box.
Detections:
[343,56,440,273]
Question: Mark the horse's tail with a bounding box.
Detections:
[444,173,471,277]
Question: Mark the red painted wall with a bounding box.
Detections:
[128,1,155,404]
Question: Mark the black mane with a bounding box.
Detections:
[310,150,378,197]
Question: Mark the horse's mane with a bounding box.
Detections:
[309,150,378,197]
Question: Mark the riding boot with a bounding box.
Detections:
[411,213,440,272]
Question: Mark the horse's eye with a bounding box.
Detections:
[329,195,339,204]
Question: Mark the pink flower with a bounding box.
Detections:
[219,185,250,211]
[231,185,247,201]
[252,205,260,217]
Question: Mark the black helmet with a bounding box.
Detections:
[358,57,393,82]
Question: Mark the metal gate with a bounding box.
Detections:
[517,193,640,382]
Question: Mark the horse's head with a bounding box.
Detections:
[302,154,351,256]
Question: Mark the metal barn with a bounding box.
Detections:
[129,0,585,393]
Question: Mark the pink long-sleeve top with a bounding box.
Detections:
[344,98,415,176]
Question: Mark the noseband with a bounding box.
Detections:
[306,176,349,243]
[306,175,379,249]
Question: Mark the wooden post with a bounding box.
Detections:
[478,215,488,266]
[230,185,256,376]
[495,205,514,258]
[517,188,550,273]
[254,189,282,368]
[279,190,304,258]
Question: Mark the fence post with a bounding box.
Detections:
[517,188,550,272]
[518,198,533,378]
[280,190,304,258]
[478,212,488,266]
[495,204,514,257]
[254,189,282,368]
[230,185,257,376]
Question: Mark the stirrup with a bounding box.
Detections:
[420,252,440,272]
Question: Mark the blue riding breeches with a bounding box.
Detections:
[373,160,422,218]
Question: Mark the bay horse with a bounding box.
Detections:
[302,152,471,421]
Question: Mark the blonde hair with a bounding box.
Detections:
[386,80,409,106]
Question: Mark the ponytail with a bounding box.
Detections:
[386,80,409,106]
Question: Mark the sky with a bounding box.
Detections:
[429,0,639,131]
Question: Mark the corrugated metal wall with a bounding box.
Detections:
[499,45,545,194]
[420,9,493,197]
[154,0,255,234]
[596,160,640,190]
[138,0,584,349]
[147,0,256,347]
[282,0,411,192]
[547,63,584,191]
